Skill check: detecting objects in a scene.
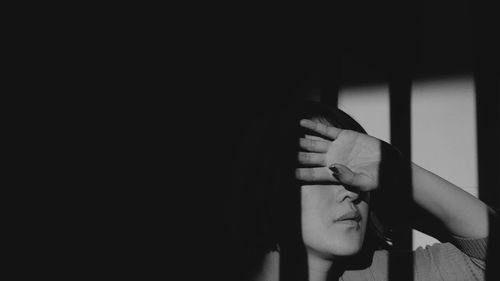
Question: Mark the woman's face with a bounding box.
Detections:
[300,135,370,260]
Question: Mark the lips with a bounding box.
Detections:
[335,211,362,223]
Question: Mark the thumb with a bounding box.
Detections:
[329,164,376,191]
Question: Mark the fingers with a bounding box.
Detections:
[329,164,377,191]
[295,167,334,182]
[299,138,330,153]
[298,152,326,166]
[300,119,342,139]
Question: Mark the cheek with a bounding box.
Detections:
[300,188,336,238]
[301,189,335,220]
[358,203,370,230]
[358,194,370,224]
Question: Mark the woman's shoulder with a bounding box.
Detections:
[369,239,486,266]
[362,239,487,280]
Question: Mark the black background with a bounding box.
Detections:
[79,1,498,279]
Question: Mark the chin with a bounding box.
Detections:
[327,234,365,256]
[303,221,368,259]
[331,243,363,256]
[306,237,364,260]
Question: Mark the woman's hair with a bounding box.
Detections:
[230,100,391,280]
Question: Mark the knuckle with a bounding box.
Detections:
[310,169,317,178]
[300,138,312,149]
[321,142,329,151]
[319,124,327,133]
[296,169,311,180]
[310,140,319,150]
[298,152,307,162]
[320,156,327,166]
[306,139,314,149]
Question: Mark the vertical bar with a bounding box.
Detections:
[388,73,414,281]
[475,68,500,209]
[474,42,500,281]
[471,1,500,279]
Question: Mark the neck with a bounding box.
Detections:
[307,253,335,281]
[254,251,342,281]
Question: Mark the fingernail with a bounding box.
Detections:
[329,165,340,175]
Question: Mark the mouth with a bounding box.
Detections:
[334,211,362,225]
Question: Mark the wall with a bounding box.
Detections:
[337,75,477,249]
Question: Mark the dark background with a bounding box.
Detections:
[85,1,498,279]
[191,2,498,280]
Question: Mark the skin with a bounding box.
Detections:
[300,133,370,279]
[254,118,491,281]
[297,119,490,240]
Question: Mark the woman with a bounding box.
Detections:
[230,101,495,281]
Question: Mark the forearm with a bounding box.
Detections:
[411,162,490,239]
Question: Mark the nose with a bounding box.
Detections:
[337,185,360,203]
